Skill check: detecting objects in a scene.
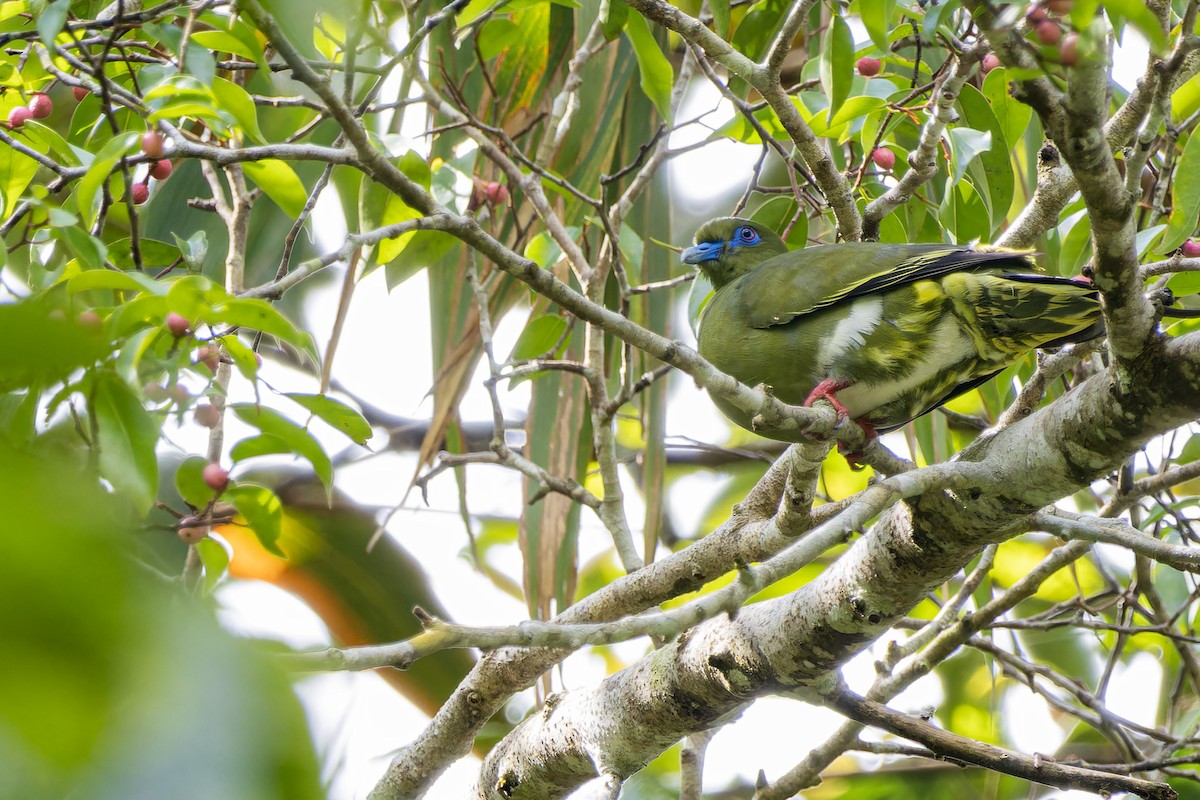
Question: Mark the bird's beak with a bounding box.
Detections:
[681,240,724,265]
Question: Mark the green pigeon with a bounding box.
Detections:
[682,217,1103,443]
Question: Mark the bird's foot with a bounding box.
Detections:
[836,418,878,471]
[803,378,852,419]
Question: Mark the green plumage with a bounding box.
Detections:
[683,218,1103,441]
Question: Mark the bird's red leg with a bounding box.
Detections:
[803,378,852,418]
[837,418,878,470]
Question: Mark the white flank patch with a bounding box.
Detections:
[816,297,883,372]
[837,315,975,418]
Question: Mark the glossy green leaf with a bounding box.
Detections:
[945,126,992,186]
[859,0,895,51]
[191,29,263,63]
[195,537,231,594]
[92,372,160,515]
[212,78,266,144]
[958,84,1014,231]
[0,141,38,220]
[285,393,372,445]
[231,433,294,461]
[241,159,307,218]
[0,303,109,389]
[228,483,284,555]
[1163,133,1200,253]
[510,314,568,362]
[820,13,853,126]
[231,404,333,495]
[623,12,673,121]
[211,297,318,362]
[710,0,730,39]
[107,238,184,271]
[36,0,68,44]
[76,132,139,229]
[55,226,107,271]
[175,455,218,509]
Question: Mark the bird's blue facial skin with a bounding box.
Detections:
[681,239,725,265]
[729,225,761,248]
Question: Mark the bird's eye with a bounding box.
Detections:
[737,226,759,243]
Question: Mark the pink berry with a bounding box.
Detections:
[1060,32,1080,66]
[1045,0,1072,15]
[856,57,882,77]
[165,312,190,337]
[1026,5,1048,23]
[195,345,221,374]
[144,382,170,402]
[7,106,32,128]
[28,93,52,119]
[72,86,89,102]
[1182,240,1200,258]
[78,310,103,331]
[484,181,508,205]
[170,384,190,404]
[193,404,220,428]
[149,159,173,180]
[1035,20,1062,46]
[202,463,229,493]
[130,182,149,205]
[982,53,1001,73]
[141,130,165,158]
[871,147,896,170]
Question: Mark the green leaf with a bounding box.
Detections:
[710,0,730,39]
[1172,73,1200,124]
[55,227,108,271]
[22,121,82,167]
[285,393,372,445]
[0,303,109,389]
[175,455,218,509]
[241,159,307,218]
[820,13,853,126]
[211,297,318,363]
[231,404,333,496]
[510,314,568,361]
[0,139,38,220]
[945,127,992,186]
[173,230,209,272]
[230,433,293,461]
[190,29,263,63]
[859,0,895,51]
[212,77,266,144]
[228,483,283,555]
[1180,434,1200,464]
[36,0,68,44]
[195,537,231,594]
[958,84,1014,232]
[1100,0,1168,54]
[108,238,184,271]
[623,13,673,122]
[167,274,226,321]
[1163,133,1200,253]
[93,372,160,515]
[76,132,139,229]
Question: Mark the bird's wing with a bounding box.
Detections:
[737,244,1037,329]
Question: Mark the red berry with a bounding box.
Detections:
[170,384,190,404]
[7,106,32,128]
[202,463,229,493]
[1060,32,1080,65]
[1026,5,1048,23]
[141,130,165,158]
[149,159,173,180]
[130,182,149,205]
[1045,0,1072,15]
[1182,240,1200,258]
[165,312,190,337]
[1035,20,1062,46]
[72,86,89,102]
[484,181,508,205]
[856,57,882,77]
[194,404,221,429]
[871,147,896,170]
[982,53,1002,73]
[28,93,52,119]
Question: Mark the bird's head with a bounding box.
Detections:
[681,217,789,289]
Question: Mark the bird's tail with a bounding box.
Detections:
[945,272,1104,359]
